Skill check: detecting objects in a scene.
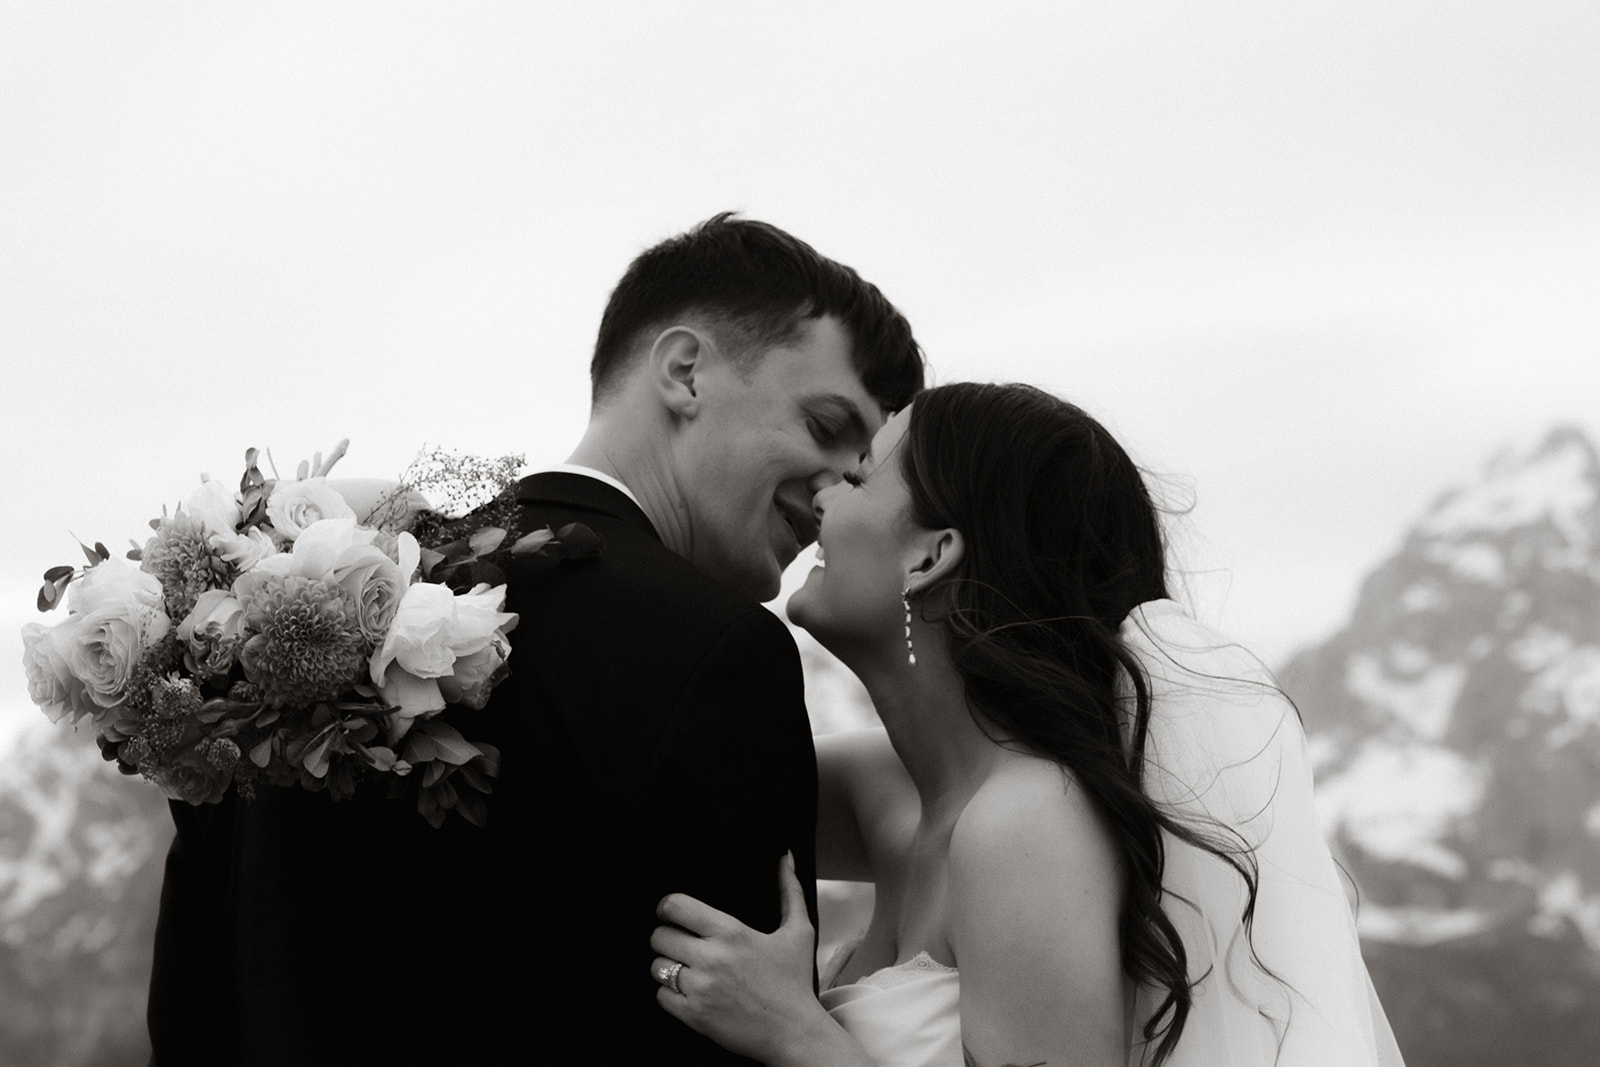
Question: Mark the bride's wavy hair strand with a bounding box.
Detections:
[900,382,1276,1066]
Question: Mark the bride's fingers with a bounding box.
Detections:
[655,891,737,936]
[650,922,704,965]
[777,851,810,932]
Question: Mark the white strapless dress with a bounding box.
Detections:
[820,952,963,1067]
[814,601,1407,1067]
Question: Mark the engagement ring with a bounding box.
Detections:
[655,960,685,995]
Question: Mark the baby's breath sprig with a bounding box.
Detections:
[388,447,526,545]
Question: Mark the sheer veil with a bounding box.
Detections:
[1118,600,1406,1067]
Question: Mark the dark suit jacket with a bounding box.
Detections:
[147,472,820,1065]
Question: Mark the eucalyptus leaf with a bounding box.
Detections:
[42,565,75,583]
[468,526,506,556]
[301,729,336,779]
[249,737,274,768]
[240,447,265,495]
[455,793,489,828]
[549,522,603,559]
[419,799,445,830]
[510,527,555,556]
[195,705,230,725]
[474,742,502,776]
[412,720,479,765]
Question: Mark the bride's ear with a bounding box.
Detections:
[904,527,964,598]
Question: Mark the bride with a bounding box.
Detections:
[648,382,1405,1066]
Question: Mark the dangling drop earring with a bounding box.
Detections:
[902,587,917,667]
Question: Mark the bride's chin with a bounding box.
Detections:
[785,591,838,648]
[785,586,816,626]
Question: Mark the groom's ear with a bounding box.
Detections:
[904,527,964,598]
[648,326,704,419]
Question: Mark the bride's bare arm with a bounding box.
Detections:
[652,854,877,1067]
[949,761,1127,1067]
[815,727,914,881]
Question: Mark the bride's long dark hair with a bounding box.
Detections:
[902,382,1263,1065]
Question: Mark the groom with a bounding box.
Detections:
[145,213,924,1064]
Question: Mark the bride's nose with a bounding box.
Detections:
[810,480,839,520]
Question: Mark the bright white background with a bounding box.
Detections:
[3,1,1598,757]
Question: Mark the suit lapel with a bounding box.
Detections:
[516,471,661,542]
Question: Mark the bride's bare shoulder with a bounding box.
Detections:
[950,757,1122,889]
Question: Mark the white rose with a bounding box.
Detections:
[265,477,356,541]
[330,543,410,647]
[183,477,243,537]
[21,620,98,726]
[64,601,171,714]
[68,558,166,617]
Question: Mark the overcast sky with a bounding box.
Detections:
[3,1,1598,757]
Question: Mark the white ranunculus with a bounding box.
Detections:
[278,516,377,577]
[21,620,97,726]
[265,477,356,541]
[177,588,246,676]
[183,477,243,537]
[68,558,166,617]
[439,630,512,710]
[232,517,370,600]
[209,526,279,572]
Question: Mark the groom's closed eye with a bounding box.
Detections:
[802,395,871,451]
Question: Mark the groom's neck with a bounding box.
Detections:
[567,420,691,560]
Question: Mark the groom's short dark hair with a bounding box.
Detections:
[590,212,924,410]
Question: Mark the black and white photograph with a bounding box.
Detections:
[2,3,1597,1064]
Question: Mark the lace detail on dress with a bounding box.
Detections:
[857,951,958,991]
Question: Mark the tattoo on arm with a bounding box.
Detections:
[962,1048,1046,1067]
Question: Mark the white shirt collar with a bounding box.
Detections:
[526,463,643,509]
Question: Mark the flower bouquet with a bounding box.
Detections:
[21,441,594,827]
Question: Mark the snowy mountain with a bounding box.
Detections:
[0,721,168,1065]
[1283,424,1600,1064]
[4,425,1599,1064]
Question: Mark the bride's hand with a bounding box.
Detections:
[650,852,832,1066]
